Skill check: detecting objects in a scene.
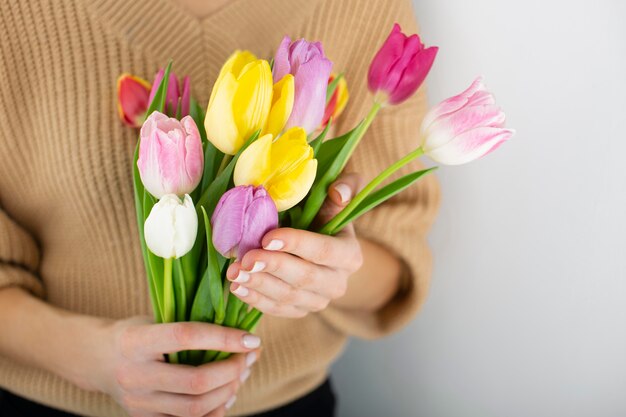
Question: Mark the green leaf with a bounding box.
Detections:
[329,167,437,234]
[315,125,357,175]
[146,61,173,115]
[202,206,225,324]
[309,118,332,157]
[326,72,344,104]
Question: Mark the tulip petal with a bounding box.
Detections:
[144,194,178,258]
[205,72,241,154]
[238,189,278,258]
[272,36,292,81]
[426,127,514,165]
[233,60,273,142]
[285,55,332,133]
[181,76,191,117]
[388,45,438,105]
[421,77,486,132]
[423,104,506,151]
[173,194,198,258]
[367,23,407,93]
[268,158,317,211]
[211,186,253,258]
[234,134,273,187]
[264,74,294,137]
[117,74,152,127]
[209,50,258,105]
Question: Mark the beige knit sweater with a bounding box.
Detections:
[0,0,440,415]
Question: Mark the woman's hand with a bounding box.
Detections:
[86,317,261,417]
[226,173,364,318]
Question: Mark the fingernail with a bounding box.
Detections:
[233,285,249,297]
[335,183,352,203]
[248,261,265,273]
[234,270,250,283]
[264,239,284,251]
[240,367,251,382]
[242,334,260,349]
[246,351,258,366]
[226,395,237,409]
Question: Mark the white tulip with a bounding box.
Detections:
[144,194,197,259]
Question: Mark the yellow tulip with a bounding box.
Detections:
[204,51,294,155]
[234,127,317,211]
[264,74,294,138]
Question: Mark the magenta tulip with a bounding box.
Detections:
[137,112,204,198]
[211,186,278,259]
[273,36,333,134]
[368,23,438,105]
[420,77,514,165]
[148,69,191,117]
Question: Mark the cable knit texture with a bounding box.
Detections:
[0,0,440,415]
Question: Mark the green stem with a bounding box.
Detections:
[163,258,174,323]
[173,259,187,322]
[216,154,232,177]
[296,101,382,230]
[320,146,425,234]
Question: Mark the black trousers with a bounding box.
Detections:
[0,379,336,417]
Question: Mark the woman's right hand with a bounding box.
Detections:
[85,317,261,417]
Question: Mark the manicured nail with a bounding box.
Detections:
[233,285,249,297]
[335,183,352,203]
[226,395,237,409]
[248,261,265,273]
[264,239,284,251]
[240,367,251,382]
[246,351,258,366]
[234,270,250,283]
[242,334,260,349]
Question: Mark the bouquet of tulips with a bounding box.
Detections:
[117,24,513,364]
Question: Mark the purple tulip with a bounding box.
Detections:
[273,36,333,134]
[211,186,278,259]
[148,69,191,117]
[368,23,438,105]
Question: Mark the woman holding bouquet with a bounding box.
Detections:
[0,0,440,416]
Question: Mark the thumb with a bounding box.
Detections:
[315,172,365,228]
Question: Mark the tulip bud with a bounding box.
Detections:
[117,74,152,128]
[234,127,317,211]
[368,23,438,105]
[420,77,514,165]
[273,36,333,135]
[211,186,278,259]
[148,69,191,117]
[204,51,275,155]
[321,73,349,128]
[137,112,204,198]
[144,194,198,259]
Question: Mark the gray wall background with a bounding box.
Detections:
[331,1,626,416]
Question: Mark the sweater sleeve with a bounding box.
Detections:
[315,0,440,339]
[0,208,44,297]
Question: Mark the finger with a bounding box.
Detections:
[229,250,341,299]
[228,271,330,312]
[121,322,261,359]
[261,227,359,268]
[315,172,365,226]
[125,380,238,417]
[230,283,308,318]
[117,352,257,395]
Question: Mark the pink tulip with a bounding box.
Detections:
[273,36,333,134]
[148,69,191,117]
[420,77,514,165]
[117,74,152,128]
[368,23,438,105]
[211,186,278,259]
[137,112,204,198]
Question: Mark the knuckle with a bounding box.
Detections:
[278,286,298,304]
[119,392,137,410]
[114,363,133,389]
[296,266,315,289]
[312,298,330,312]
[117,326,138,358]
[188,369,211,394]
[350,248,364,271]
[186,397,206,417]
[172,322,195,347]
[316,241,333,264]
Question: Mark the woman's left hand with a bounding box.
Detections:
[226,173,364,318]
